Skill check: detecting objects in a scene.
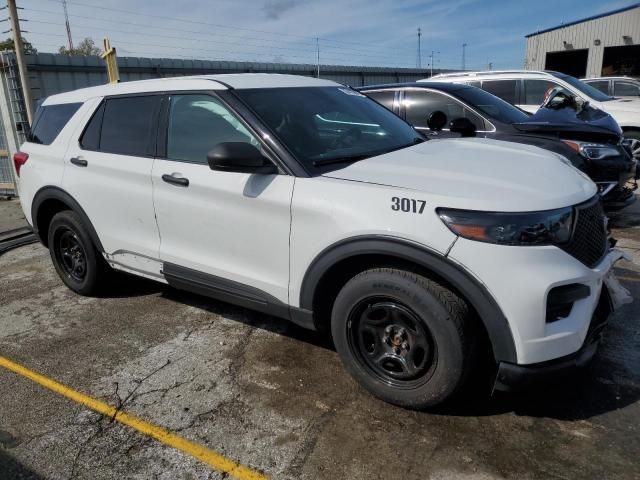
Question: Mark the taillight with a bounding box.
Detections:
[13,151,28,177]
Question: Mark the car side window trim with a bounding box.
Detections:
[155,90,287,174]
[399,87,496,133]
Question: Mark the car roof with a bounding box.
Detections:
[42,74,341,105]
[358,81,474,93]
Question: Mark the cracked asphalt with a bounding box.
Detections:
[0,196,639,480]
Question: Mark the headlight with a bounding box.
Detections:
[437,207,573,246]
[562,140,619,160]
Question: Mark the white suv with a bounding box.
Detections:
[428,70,640,160]
[14,74,630,408]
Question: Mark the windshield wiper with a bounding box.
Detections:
[312,137,425,167]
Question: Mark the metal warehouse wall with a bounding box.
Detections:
[25,53,453,104]
[525,5,640,77]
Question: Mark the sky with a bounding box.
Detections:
[20,0,638,70]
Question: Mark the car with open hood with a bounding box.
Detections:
[359,81,637,210]
[13,74,632,409]
[427,70,640,164]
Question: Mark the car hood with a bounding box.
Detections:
[597,97,640,113]
[322,138,596,212]
[514,103,622,139]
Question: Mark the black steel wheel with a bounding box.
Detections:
[347,299,436,388]
[47,210,110,295]
[54,228,88,282]
[331,268,476,409]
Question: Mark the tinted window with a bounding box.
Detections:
[100,96,159,156]
[452,86,530,124]
[614,81,640,97]
[167,94,259,164]
[28,102,81,145]
[404,90,486,130]
[587,80,609,95]
[235,87,422,169]
[554,73,612,102]
[523,80,570,105]
[80,102,105,150]
[481,80,517,104]
[365,90,395,111]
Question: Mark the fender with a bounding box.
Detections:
[31,186,104,252]
[299,235,517,363]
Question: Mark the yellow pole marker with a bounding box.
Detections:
[0,355,268,480]
[101,37,120,84]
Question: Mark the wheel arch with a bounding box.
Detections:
[299,235,517,363]
[31,186,104,251]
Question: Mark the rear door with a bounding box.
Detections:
[63,94,162,260]
[151,92,294,304]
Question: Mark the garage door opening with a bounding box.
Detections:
[602,44,640,76]
[545,49,588,78]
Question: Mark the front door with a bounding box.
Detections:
[152,93,294,304]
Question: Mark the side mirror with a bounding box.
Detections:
[449,117,477,137]
[207,142,277,174]
[427,110,447,131]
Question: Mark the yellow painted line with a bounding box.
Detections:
[617,276,640,283]
[0,355,268,480]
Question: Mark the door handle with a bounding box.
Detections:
[162,174,189,187]
[70,157,88,167]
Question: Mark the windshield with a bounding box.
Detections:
[554,73,613,102]
[451,85,530,124]
[235,87,423,169]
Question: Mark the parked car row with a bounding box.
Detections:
[13,72,635,410]
[358,81,636,210]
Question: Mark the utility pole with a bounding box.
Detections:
[315,37,320,78]
[416,28,422,69]
[429,50,440,77]
[62,0,73,50]
[7,0,33,124]
[462,42,467,71]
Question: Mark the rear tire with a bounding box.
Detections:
[331,268,476,409]
[47,210,110,296]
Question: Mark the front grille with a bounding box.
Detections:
[560,196,608,268]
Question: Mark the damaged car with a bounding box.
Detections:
[360,82,637,210]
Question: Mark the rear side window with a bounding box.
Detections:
[481,80,517,104]
[80,96,160,156]
[100,96,160,156]
[28,102,81,145]
[588,80,609,95]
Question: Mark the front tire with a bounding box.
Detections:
[48,210,109,296]
[331,268,476,409]
[625,130,640,163]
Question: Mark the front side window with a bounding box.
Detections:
[99,96,160,156]
[235,87,422,169]
[365,90,396,111]
[167,94,259,164]
[403,90,486,130]
[614,81,640,97]
[553,73,612,102]
[29,102,81,145]
[481,80,518,104]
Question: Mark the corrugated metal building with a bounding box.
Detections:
[525,3,640,78]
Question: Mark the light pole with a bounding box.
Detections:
[462,43,468,71]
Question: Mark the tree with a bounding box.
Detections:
[58,37,101,56]
[0,37,37,54]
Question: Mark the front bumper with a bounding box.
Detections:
[448,240,627,365]
[493,285,612,391]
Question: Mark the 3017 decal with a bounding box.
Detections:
[391,197,426,214]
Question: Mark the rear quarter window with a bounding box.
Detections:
[28,102,82,145]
